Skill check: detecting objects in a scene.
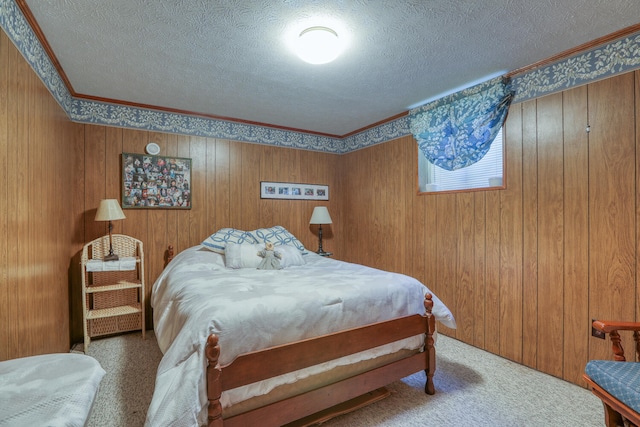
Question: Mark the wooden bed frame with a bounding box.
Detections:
[164,245,437,427]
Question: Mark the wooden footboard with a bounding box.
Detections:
[205,293,437,427]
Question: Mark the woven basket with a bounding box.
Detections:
[91,288,139,309]
[90,270,138,286]
[89,313,142,337]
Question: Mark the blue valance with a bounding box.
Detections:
[409,76,514,171]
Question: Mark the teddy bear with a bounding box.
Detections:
[257,242,282,270]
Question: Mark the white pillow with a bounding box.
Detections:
[278,244,306,268]
[224,243,262,269]
[225,243,306,269]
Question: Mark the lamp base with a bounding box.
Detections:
[103,253,119,262]
[316,249,333,257]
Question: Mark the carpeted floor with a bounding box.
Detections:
[83,331,604,427]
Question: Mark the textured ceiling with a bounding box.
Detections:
[22,0,640,136]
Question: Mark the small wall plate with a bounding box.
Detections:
[145,142,160,155]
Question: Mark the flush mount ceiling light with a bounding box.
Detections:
[295,26,342,65]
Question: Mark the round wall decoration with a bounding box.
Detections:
[145,142,160,155]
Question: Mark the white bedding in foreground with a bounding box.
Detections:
[0,353,105,427]
[146,245,456,427]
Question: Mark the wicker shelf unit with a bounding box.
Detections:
[81,234,145,350]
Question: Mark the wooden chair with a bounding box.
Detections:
[584,320,640,427]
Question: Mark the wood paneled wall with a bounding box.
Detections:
[0,30,84,360]
[339,71,640,387]
[73,127,342,341]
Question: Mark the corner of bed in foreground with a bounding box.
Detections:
[205,294,437,427]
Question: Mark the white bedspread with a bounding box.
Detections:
[146,245,456,427]
[0,353,105,427]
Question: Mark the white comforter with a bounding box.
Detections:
[146,245,456,427]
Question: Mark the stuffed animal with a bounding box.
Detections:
[257,242,282,270]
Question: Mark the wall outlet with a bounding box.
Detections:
[592,318,606,339]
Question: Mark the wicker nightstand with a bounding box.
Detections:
[81,234,145,351]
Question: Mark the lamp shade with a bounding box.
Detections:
[95,199,126,222]
[309,206,332,224]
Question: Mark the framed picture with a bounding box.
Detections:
[122,152,192,209]
[260,181,329,201]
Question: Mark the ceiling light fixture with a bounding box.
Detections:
[295,26,342,65]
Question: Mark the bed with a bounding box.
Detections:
[145,227,456,427]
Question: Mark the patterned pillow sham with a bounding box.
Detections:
[250,225,307,254]
[201,228,258,254]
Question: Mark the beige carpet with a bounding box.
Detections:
[84,331,604,427]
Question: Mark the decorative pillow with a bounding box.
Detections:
[225,243,305,269]
[250,226,307,254]
[224,243,262,269]
[201,228,258,254]
[277,244,306,268]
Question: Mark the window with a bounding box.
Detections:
[418,128,504,193]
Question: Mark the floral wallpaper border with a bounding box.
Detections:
[69,98,344,153]
[512,33,640,103]
[2,0,640,154]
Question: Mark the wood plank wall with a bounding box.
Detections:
[0,30,84,360]
[73,128,342,342]
[339,70,639,387]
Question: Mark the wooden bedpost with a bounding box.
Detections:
[424,293,436,395]
[164,245,174,268]
[206,334,223,427]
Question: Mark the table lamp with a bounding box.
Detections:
[309,206,332,255]
[95,199,126,261]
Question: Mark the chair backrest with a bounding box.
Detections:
[585,319,640,427]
